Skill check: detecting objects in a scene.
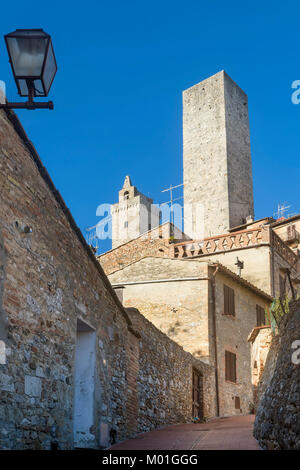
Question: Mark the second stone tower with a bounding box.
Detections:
[183,70,254,238]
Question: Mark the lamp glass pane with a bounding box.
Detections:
[42,42,57,94]
[7,36,47,77]
[18,79,45,97]
[18,79,28,96]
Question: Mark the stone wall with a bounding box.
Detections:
[254,300,300,449]
[0,109,135,449]
[127,308,216,432]
[0,230,7,340]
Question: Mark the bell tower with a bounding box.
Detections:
[111,176,159,249]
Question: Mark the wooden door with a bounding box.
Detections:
[192,369,203,420]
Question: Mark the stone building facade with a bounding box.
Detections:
[247,326,273,408]
[108,256,272,417]
[0,109,215,450]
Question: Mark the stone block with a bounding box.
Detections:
[25,375,41,398]
[0,373,15,392]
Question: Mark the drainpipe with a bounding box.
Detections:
[210,265,220,417]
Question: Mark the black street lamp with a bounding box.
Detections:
[0,29,57,110]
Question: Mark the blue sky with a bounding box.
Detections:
[0,1,299,253]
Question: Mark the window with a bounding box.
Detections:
[235,396,241,409]
[287,224,296,241]
[225,350,237,383]
[256,305,266,326]
[124,221,128,229]
[124,191,129,200]
[224,285,235,316]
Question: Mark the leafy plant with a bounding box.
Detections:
[270,295,289,326]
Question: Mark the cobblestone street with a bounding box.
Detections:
[110,415,260,450]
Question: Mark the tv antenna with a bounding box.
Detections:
[161,183,184,226]
[274,203,291,219]
[85,216,112,254]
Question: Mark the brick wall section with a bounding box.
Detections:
[99,223,189,276]
[254,300,300,449]
[99,237,169,275]
[127,308,216,433]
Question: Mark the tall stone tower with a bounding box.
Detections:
[183,70,254,239]
[111,176,160,249]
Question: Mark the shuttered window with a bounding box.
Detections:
[224,285,235,316]
[287,224,296,240]
[235,396,241,409]
[225,350,237,383]
[256,305,266,326]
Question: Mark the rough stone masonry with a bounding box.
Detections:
[183,70,254,238]
[254,300,300,450]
